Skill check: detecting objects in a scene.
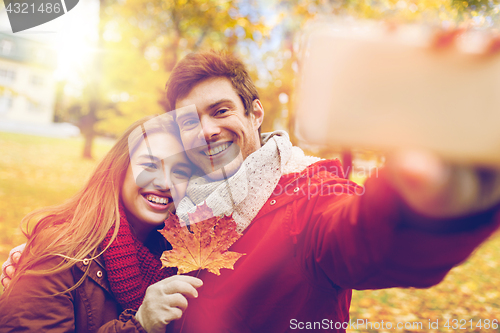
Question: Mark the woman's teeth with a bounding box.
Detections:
[205,142,230,156]
[145,194,169,205]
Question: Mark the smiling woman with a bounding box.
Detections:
[0,114,202,333]
[122,116,193,242]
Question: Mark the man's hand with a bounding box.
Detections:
[383,29,500,219]
[1,244,25,290]
[135,275,203,333]
[386,150,500,218]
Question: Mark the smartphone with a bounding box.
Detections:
[295,20,500,166]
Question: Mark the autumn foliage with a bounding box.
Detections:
[159,203,245,275]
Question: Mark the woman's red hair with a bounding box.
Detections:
[6,115,165,295]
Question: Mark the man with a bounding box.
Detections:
[137,51,500,332]
[3,50,500,333]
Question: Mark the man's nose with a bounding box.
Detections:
[197,117,220,141]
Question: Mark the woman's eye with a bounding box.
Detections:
[141,162,158,170]
[181,118,199,129]
[173,169,191,178]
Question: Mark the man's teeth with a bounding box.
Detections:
[205,143,230,156]
[145,194,169,205]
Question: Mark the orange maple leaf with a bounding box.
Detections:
[159,202,245,275]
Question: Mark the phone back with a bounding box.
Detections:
[295,21,500,166]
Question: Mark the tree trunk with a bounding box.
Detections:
[79,109,97,160]
[83,132,94,160]
[79,0,106,159]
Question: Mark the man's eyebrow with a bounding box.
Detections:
[208,99,236,110]
[175,99,235,123]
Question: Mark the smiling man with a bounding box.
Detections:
[152,50,500,333]
[170,69,263,182]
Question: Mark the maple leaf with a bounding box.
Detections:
[159,202,245,275]
[187,202,214,224]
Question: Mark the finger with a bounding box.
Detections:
[385,150,452,217]
[5,265,16,279]
[167,307,183,321]
[163,280,200,299]
[486,35,500,55]
[2,277,10,289]
[12,252,21,264]
[431,28,464,49]
[382,20,398,34]
[163,275,203,288]
[167,293,189,312]
[460,166,500,212]
[385,150,500,217]
[386,150,450,196]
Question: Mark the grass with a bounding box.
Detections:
[1,132,500,331]
[0,132,114,285]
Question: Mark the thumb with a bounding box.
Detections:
[12,252,21,264]
[385,150,454,217]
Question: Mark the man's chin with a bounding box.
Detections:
[201,156,244,181]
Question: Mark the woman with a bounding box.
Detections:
[0,114,202,333]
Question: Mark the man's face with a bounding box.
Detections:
[175,77,264,180]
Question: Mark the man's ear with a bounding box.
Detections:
[251,99,264,130]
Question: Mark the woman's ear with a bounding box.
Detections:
[251,99,264,130]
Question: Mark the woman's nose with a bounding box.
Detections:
[152,173,169,190]
[152,164,172,190]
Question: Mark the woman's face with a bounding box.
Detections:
[121,131,192,238]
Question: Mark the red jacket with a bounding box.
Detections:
[167,159,500,333]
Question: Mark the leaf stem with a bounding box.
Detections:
[179,269,202,333]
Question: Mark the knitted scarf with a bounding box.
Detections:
[100,204,175,311]
[176,131,322,233]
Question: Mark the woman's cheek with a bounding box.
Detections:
[135,169,161,189]
[172,181,188,203]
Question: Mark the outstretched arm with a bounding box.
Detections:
[295,153,500,291]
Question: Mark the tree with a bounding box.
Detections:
[57,0,500,159]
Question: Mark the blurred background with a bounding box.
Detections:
[1,0,500,331]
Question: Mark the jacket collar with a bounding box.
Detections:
[75,256,112,294]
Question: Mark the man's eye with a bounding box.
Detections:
[215,109,229,116]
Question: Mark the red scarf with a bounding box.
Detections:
[100,205,176,310]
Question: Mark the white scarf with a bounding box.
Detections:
[176,131,322,233]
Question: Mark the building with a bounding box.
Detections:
[0,32,57,124]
